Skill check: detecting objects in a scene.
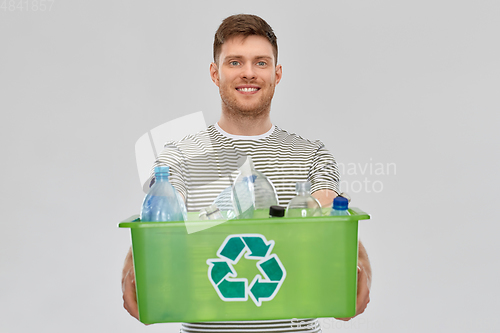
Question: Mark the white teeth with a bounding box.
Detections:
[238,87,258,92]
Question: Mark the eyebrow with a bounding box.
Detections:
[223,55,273,62]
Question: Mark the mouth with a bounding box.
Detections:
[236,86,260,93]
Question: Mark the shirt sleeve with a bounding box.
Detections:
[148,141,188,201]
[308,142,340,195]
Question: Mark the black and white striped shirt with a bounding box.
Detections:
[152,124,339,212]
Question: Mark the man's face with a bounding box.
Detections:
[210,35,282,117]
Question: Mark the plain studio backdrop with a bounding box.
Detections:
[1,1,499,332]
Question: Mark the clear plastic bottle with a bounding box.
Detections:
[199,204,224,220]
[140,166,186,222]
[231,156,278,219]
[330,196,350,216]
[176,191,188,221]
[285,181,322,217]
[212,186,237,220]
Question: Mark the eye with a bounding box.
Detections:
[229,61,240,66]
[257,61,267,66]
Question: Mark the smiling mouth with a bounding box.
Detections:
[236,87,260,92]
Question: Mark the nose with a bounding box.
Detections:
[240,63,256,80]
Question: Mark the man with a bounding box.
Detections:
[123,14,371,332]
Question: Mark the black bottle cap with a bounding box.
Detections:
[269,205,286,217]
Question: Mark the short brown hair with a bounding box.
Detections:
[213,14,278,65]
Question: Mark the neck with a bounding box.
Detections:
[218,110,273,136]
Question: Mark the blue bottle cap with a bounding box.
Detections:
[332,196,349,210]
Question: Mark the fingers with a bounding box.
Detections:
[334,266,371,322]
[122,268,139,320]
[355,265,370,316]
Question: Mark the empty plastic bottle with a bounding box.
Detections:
[285,181,322,218]
[199,204,224,220]
[330,196,350,216]
[231,156,278,219]
[140,166,186,222]
[212,186,237,220]
[176,191,188,221]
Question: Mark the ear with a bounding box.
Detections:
[275,64,282,85]
[210,62,220,87]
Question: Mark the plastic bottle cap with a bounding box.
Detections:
[269,205,286,217]
[332,196,349,210]
[206,204,220,215]
[199,210,208,219]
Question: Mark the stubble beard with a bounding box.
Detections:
[220,84,275,121]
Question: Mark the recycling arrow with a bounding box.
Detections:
[249,277,279,306]
[220,236,245,262]
[218,278,246,299]
[242,236,271,258]
[207,234,286,306]
[210,261,232,285]
[258,256,284,281]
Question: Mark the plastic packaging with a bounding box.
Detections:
[176,191,188,221]
[285,181,322,217]
[199,204,224,220]
[330,196,350,216]
[140,166,187,222]
[212,186,237,220]
[231,156,278,219]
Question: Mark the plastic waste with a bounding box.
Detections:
[199,204,224,220]
[140,166,186,222]
[176,191,188,221]
[330,196,350,216]
[212,186,237,220]
[231,156,278,219]
[285,181,322,217]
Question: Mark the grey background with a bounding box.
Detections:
[1,0,499,332]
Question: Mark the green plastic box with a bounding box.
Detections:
[119,208,370,324]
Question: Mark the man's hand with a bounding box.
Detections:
[336,241,371,321]
[311,190,372,320]
[122,248,139,320]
